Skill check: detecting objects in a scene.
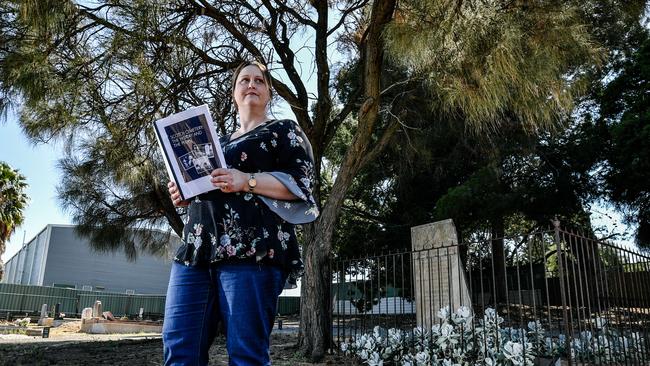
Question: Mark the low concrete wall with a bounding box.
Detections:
[80,318,162,334]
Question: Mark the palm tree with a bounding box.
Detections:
[0,161,28,281]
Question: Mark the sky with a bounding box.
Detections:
[1,114,72,262]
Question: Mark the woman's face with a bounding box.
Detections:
[233,65,271,113]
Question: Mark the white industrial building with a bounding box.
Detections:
[2,224,181,294]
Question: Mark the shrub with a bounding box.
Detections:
[340,307,646,365]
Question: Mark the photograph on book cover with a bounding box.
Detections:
[154,104,226,200]
[165,114,220,182]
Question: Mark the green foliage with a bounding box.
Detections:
[330,1,647,256]
[597,35,650,246]
[385,0,604,132]
[0,162,29,279]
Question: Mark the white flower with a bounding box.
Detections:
[373,325,382,338]
[440,323,454,337]
[388,328,402,345]
[414,351,430,365]
[456,306,471,319]
[360,349,369,360]
[437,306,450,320]
[431,324,441,335]
[368,352,383,366]
[452,306,472,324]
[484,308,496,320]
[503,341,524,362]
[527,320,542,332]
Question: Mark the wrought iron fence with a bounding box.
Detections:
[331,221,650,364]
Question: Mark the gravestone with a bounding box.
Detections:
[53,303,62,320]
[411,219,472,328]
[92,300,103,318]
[81,307,93,319]
[38,304,53,326]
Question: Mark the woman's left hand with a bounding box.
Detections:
[210,168,248,193]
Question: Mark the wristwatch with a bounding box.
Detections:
[248,173,257,193]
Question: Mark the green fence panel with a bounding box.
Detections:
[277,296,300,315]
[2,284,298,317]
[0,283,77,314]
[128,295,166,317]
[0,283,25,312]
[78,293,166,317]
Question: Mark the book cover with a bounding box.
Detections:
[153,104,226,201]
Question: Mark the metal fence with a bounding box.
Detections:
[331,222,650,364]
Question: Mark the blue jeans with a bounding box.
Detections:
[163,262,287,366]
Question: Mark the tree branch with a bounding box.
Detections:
[324,87,363,145]
[310,0,333,141]
[327,0,370,37]
[360,119,400,168]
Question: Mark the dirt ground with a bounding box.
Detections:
[0,321,353,366]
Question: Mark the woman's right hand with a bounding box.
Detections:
[168,181,190,207]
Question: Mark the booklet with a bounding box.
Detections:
[153,104,227,201]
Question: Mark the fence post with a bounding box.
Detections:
[553,219,572,365]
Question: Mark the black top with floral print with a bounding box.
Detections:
[173,119,319,288]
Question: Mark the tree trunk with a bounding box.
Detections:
[297,0,397,361]
[298,222,332,361]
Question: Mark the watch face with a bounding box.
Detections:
[248,177,257,188]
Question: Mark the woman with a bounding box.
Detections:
[163,61,319,365]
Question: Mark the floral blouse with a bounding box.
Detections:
[173,119,319,288]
